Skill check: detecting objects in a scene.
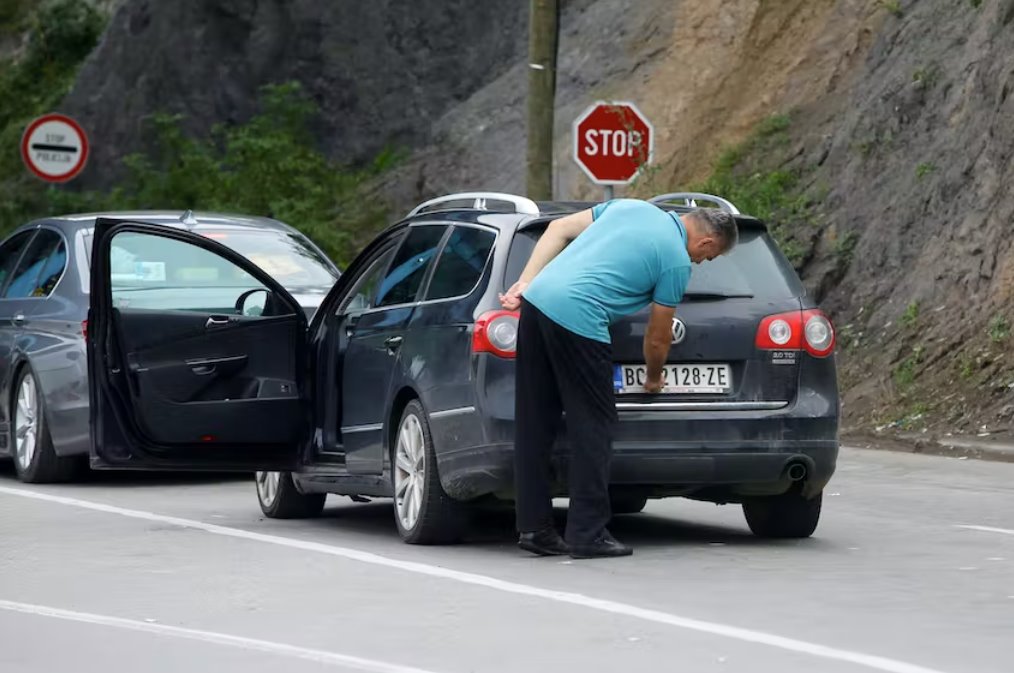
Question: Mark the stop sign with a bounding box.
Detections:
[572,101,654,185]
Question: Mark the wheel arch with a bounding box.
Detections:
[386,385,424,465]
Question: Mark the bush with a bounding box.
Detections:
[95,82,396,265]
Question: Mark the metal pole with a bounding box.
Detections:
[604,185,614,201]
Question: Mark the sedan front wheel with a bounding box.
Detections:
[256,471,326,519]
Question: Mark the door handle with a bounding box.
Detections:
[11,313,25,326]
[205,316,231,329]
[384,336,403,354]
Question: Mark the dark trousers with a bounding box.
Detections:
[514,299,617,544]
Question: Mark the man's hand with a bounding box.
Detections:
[643,375,665,394]
[643,303,676,392]
[499,280,528,310]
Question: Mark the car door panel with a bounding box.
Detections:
[89,218,310,471]
[112,309,301,445]
[341,305,415,474]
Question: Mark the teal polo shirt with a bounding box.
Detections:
[523,198,692,343]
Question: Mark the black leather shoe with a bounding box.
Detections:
[518,528,569,556]
[568,531,633,559]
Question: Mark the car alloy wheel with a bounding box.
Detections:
[14,374,39,472]
[255,471,281,508]
[394,413,425,532]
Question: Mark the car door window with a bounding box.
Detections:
[375,225,446,308]
[424,226,496,301]
[339,247,396,314]
[4,230,61,299]
[108,231,276,314]
[0,231,34,295]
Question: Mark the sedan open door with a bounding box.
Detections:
[88,218,311,471]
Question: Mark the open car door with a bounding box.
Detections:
[88,218,311,471]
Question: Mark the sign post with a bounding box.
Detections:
[572,101,654,200]
[21,113,90,183]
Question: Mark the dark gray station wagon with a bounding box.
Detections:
[86,192,839,544]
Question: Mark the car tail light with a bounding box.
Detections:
[81,319,88,341]
[756,310,835,357]
[473,310,519,358]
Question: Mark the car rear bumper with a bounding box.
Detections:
[436,433,838,502]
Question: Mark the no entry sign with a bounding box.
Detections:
[573,101,654,186]
[21,113,89,183]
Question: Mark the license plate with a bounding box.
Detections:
[613,364,732,394]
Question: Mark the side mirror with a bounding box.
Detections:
[235,288,270,316]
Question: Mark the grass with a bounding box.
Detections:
[970,0,982,7]
[894,345,924,389]
[878,0,903,16]
[683,113,811,266]
[912,65,940,88]
[988,315,1010,343]
[915,162,936,180]
[901,301,920,328]
[836,230,858,267]
[959,354,975,380]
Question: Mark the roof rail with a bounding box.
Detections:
[649,192,741,215]
[407,192,540,218]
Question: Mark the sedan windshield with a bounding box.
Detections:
[84,227,338,293]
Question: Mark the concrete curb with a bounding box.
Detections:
[843,432,1014,463]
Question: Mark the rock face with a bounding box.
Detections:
[62,0,528,187]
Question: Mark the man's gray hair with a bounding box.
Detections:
[688,208,738,250]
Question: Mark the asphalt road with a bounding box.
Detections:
[1,448,1012,673]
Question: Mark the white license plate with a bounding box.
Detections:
[613,364,732,394]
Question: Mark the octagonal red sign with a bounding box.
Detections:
[572,101,654,185]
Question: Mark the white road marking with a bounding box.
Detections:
[0,485,949,673]
[0,599,440,673]
[956,524,1014,537]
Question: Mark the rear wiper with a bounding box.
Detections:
[682,291,754,300]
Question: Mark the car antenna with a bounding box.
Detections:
[179,209,198,227]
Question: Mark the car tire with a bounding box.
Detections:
[742,491,822,539]
[610,495,648,515]
[255,471,326,519]
[391,400,466,545]
[11,366,78,484]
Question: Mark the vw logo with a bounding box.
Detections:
[671,317,686,344]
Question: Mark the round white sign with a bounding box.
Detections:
[20,114,89,183]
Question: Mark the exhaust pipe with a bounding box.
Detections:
[786,462,807,482]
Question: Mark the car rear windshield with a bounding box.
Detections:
[84,228,338,291]
[505,225,803,299]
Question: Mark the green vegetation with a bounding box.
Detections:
[912,65,940,88]
[0,0,107,235]
[894,345,924,389]
[688,113,810,266]
[0,0,395,267]
[915,162,936,180]
[85,82,396,264]
[900,301,920,328]
[878,0,903,17]
[970,0,982,8]
[959,354,975,380]
[988,315,1010,343]
[836,230,858,267]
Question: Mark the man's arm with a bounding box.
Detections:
[499,209,595,310]
[643,303,675,393]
